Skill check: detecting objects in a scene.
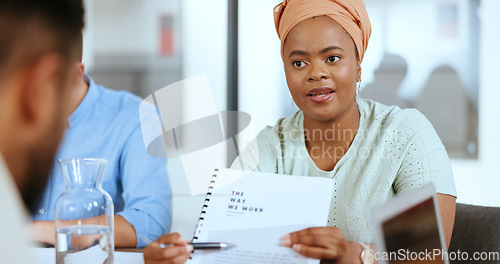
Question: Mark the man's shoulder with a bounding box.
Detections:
[83,84,145,132]
[94,85,143,110]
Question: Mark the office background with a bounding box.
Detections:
[80,0,500,236]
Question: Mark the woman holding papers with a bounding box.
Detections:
[233,0,457,263]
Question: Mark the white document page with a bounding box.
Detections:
[188,168,335,264]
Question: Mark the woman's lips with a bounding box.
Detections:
[307,87,334,103]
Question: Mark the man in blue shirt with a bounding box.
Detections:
[30,51,172,248]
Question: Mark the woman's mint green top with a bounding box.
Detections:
[232,98,456,241]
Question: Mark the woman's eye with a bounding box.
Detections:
[327,56,340,63]
[293,61,306,68]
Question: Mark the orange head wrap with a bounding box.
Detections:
[274,0,371,62]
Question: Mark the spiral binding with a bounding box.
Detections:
[192,168,219,242]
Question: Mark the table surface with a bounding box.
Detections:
[29,247,144,264]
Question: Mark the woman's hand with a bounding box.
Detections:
[143,233,192,264]
[281,227,362,264]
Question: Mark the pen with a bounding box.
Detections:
[139,235,234,250]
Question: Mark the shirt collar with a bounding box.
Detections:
[67,74,99,128]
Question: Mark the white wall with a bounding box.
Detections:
[181,0,228,111]
[82,0,94,70]
[451,0,500,206]
[238,0,291,133]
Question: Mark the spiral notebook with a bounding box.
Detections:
[187,168,335,264]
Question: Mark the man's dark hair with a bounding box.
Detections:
[0,0,85,80]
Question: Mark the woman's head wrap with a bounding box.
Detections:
[274,0,371,62]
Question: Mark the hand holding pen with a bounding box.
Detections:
[143,233,192,264]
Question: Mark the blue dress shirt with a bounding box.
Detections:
[32,75,172,248]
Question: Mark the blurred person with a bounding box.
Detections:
[232,0,457,263]
[30,42,172,248]
[0,0,84,262]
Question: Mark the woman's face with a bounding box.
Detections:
[283,16,360,123]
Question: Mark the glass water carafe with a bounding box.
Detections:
[55,158,114,264]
